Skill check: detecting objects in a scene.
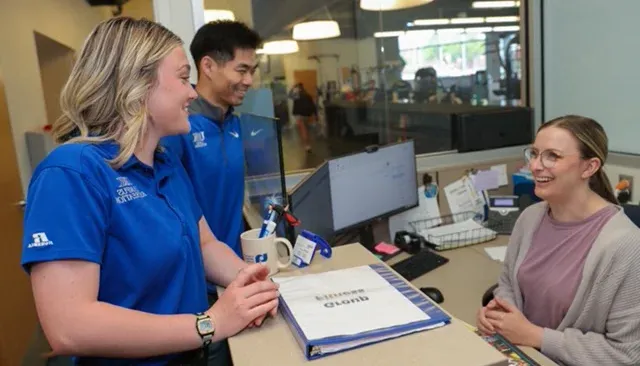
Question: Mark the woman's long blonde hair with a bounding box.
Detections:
[53,17,183,168]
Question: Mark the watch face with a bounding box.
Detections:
[198,319,214,334]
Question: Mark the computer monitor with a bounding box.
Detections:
[288,140,419,249]
[329,140,419,237]
[288,162,334,241]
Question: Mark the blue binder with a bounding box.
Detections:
[277,264,452,360]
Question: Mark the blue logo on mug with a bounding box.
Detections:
[255,253,269,263]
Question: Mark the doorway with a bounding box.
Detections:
[34,32,75,126]
[0,70,38,364]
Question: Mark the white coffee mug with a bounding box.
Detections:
[240,228,293,275]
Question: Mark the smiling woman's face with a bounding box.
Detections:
[529,126,592,201]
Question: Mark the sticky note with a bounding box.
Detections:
[375,242,400,255]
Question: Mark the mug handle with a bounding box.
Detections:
[274,238,293,269]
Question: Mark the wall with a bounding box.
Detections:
[0,0,110,194]
[542,0,639,154]
[34,33,76,127]
[281,38,377,88]
[121,0,155,20]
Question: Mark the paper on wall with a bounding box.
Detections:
[491,164,509,187]
[443,176,485,222]
[388,185,441,238]
[471,169,500,191]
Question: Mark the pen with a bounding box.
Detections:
[259,205,278,238]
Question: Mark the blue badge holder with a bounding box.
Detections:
[291,230,332,268]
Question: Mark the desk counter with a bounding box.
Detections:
[225,244,510,366]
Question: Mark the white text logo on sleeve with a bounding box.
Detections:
[28,232,54,248]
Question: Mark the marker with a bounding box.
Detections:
[258,206,278,238]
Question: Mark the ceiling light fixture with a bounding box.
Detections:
[450,17,485,25]
[360,0,434,11]
[374,31,406,38]
[204,9,235,22]
[485,16,520,23]
[259,40,300,55]
[413,19,450,26]
[472,1,520,9]
[293,20,341,40]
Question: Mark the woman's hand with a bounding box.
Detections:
[485,297,543,348]
[476,299,502,335]
[207,264,279,338]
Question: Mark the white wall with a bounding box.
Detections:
[542,0,640,154]
[0,0,111,194]
[281,38,378,87]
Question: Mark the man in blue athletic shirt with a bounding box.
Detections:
[161,21,262,263]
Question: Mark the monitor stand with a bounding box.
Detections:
[358,224,376,252]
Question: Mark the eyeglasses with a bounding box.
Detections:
[523,147,565,169]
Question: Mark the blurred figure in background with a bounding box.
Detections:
[289,82,317,152]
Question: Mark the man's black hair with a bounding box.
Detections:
[190,20,262,70]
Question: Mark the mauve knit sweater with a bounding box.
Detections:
[494,202,640,366]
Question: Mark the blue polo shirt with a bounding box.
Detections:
[161,97,245,259]
[21,142,208,365]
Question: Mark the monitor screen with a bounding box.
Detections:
[288,163,334,240]
[329,141,419,232]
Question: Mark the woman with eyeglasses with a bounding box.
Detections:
[476,115,640,365]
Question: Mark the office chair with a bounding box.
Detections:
[480,204,640,307]
[622,204,640,228]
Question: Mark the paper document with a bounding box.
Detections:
[484,246,508,262]
[443,177,485,221]
[419,219,496,247]
[472,169,500,191]
[491,164,509,187]
[388,185,441,238]
[272,266,430,341]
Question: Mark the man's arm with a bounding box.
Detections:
[199,217,247,287]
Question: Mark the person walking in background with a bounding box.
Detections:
[289,82,317,152]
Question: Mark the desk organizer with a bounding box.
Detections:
[409,211,497,251]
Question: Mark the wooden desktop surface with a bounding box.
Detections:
[223,243,508,366]
[223,238,557,365]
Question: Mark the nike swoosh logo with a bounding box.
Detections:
[229,131,239,138]
[250,129,263,137]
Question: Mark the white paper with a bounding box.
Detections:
[443,177,485,221]
[419,219,496,247]
[491,164,509,187]
[484,246,508,262]
[471,169,500,191]
[272,266,430,341]
[388,185,441,238]
[292,236,317,266]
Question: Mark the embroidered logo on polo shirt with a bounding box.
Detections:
[192,131,207,148]
[229,131,239,138]
[115,176,147,204]
[250,129,263,137]
[28,232,53,248]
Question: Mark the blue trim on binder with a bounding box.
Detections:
[277,264,452,360]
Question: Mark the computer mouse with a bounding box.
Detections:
[420,287,444,304]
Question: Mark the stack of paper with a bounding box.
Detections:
[484,246,508,262]
[272,264,451,360]
[418,219,496,248]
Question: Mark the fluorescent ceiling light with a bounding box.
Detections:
[293,20,341,40]
[486,16,520,23]
[450,17,485,25]
[437,28,465,34]
[413,19,450,26]
[360,0,434,11]
[465,27,493,33]
[204,9,235,22]
[374,31,406,38]
[260,40,299,55]
[472,1,520,9]
[493,25,520,32]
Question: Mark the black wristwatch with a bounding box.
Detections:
[195,312,215,347]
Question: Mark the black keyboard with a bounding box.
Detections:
[391,250,449,281]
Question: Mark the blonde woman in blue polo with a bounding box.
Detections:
[21,17,278,365]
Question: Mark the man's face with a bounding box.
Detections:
[202,48,258,107]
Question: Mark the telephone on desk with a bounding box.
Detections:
[486,195,521,234]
